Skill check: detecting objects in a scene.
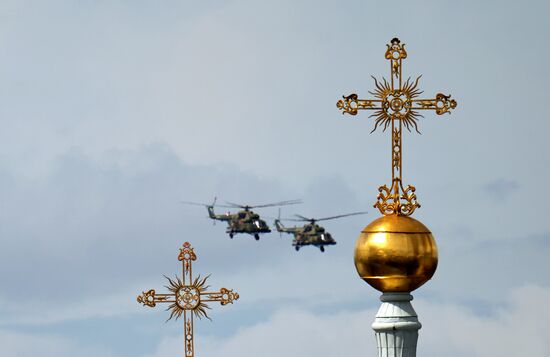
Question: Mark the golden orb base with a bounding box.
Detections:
[354,215,438,293]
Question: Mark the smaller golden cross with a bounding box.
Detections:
[137,242,239,357]
[336,38,457,216]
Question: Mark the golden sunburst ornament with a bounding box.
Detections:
[137,242,239,357]
[369,75,424,133]
[164,274,211,321]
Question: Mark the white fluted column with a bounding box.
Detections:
[372,293,421,357]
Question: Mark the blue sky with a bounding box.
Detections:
[0,0,549,356]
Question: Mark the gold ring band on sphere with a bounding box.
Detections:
[354,215,438,293]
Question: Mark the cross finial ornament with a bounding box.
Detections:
[137,242,239,357]
[337,38,457,216]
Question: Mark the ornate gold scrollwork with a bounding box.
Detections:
[336,94,377,115]
[392,128,401,171]
[336,94,355,115]
[218,288,239,305]
[336,94,359,115]
[417,100,435,109]
[434,93,457,115]
[179,241,197,272]
[415,93,457,114]
[137,289,159,307]
[176,286,201,310]
[374,179,420,216]
[385,38,407,61]
[185,319,193,357]
[400,184,420,216]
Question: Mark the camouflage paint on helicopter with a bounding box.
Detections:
[182,198,301,240]
[275,211,367,252]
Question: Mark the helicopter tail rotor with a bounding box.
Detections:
[181,197,233,224]
[212,197,217,225]
[278,208,282,238]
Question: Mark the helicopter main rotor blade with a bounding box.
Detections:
[213,204,236,208]
[265,215,303,222]
[314,211,368,222]
[293,214,311,221]
[180,200,209,207]
[223,201,248,209]
[251,199,302,209]
[222,199,302,209]
[181,200,234,208]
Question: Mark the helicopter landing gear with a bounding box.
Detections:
[254,234,260,241]
[229,232,234,239]
[320,246,325,252]
[295,246,300,251]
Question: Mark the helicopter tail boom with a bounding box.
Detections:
[274,219,298,234]
[207,206,231,221]
[274,219,285,232]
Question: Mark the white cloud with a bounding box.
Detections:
[145,285,550,357]
[0,330,117,357]
[147,307,377,357]
[0,290,139,326]
[0,145,548,328]
[417,285,550,356]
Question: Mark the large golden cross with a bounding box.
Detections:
[337,38,457,216]
[137,242,239,357]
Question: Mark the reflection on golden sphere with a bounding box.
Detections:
[354,215,438,293]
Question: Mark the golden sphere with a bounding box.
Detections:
[354,214,438,293]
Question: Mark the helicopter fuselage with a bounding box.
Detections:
[209,207,271,239]
[183,198,300,241]
[275,220,336,251]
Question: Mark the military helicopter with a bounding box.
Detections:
[274,211,367,252]
[181,198,301,240]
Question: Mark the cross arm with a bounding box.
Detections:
[411,93,457,115]
[336,94,382,115]
[200,288,239,305]
[137,289,175,307]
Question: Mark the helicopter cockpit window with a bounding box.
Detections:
[238,212,246,219]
